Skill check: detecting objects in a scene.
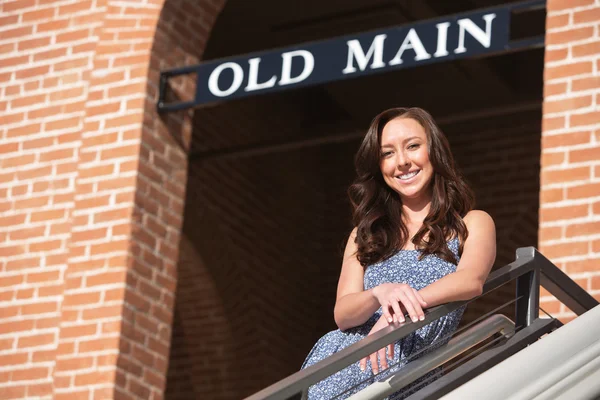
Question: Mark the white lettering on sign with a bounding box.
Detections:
[203,12,500,99]
[208,62,244,97]
[279,50,314,86]
[455,13,496,54]
[342,34,387,74]
[434,22,451,57]
[388,28,431,66]
[246,57,277,92]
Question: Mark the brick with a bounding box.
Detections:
[62,291,101,307]
[540,241,589,259]
[74,369,115,386]
[0,320,34,335]
[9,225,45,241]
[101,144,140,160]
[59,324,97,339]
[592,275,600,290]
[87,270,127,287]
[544,61,592,81]
[26,269,60,283]
[565,257,600,273]
[53,57,89,72]
[544,81,567,97]
[44,117,80,132]
[542,151,566,167]
[570,146,600,163]
[571,111,600,128]
[21,301,58,315]
[11,94,47,109]
[0,386,26,399]
[540,204,589,222]
[539,226,562,242]
[0,352,28,366]
[33,47,68,62]
[17,333,55,348]
[545,48,568,63]
[546,13,569,29]
[573,8,600,24]
[544,95,592,114]
[566,221,600,237]
[17,36,52,52]
[5,257,40,271]
[70,227,108,242]
[572,77,600,93]
[27,382,52,397]
[573,40,600,58]
[105,114,143,129]
[549,0,593,13]
[82,304,123,320]
[79,336,120,353]
[541,166,590,185]
[78,164,115,179]
[29,240,62,252]
[57,0,92,14]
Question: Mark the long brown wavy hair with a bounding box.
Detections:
[348,107,475,267]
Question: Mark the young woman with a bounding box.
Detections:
[301,107,496,399]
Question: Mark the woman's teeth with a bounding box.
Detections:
[398,170,419,180]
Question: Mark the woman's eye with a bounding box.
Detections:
[380,151,392,158]
[408,143,420,150]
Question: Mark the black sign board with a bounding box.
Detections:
[158,2,544,111]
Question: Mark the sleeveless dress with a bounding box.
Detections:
[301,238,465,400]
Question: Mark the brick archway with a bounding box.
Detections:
[51,1,227,398]
[0,0,224,398]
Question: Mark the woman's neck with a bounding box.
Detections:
[401,196,432,225]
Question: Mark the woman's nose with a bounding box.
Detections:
[396,153,409,168]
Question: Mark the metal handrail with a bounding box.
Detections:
[245,247,599,400]
[348,314,514,400]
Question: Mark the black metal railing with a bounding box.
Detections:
[245,247,599,400]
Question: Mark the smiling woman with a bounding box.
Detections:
[300,107,496,399]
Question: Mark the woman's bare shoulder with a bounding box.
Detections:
[463,210,495,234]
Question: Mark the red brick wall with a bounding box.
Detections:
[539,0,600,321]
[0,0,223,398]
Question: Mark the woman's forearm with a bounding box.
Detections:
[334,289,381,331]
[418,269,484,309]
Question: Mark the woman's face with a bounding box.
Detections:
[379,117,434,201]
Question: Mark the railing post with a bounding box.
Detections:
[515,247,540,328]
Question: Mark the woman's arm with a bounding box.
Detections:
[334,229,427,331]
[333,229,382,331]
[418,210,496,307]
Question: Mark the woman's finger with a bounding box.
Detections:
[388,343,394,359]
[360,356,367,372]
[378,347,388,370]
[403,289,425,320]
[413,287,428,307]
[397,290,423,322]
[370,352,379,374]
[382,304,393,324]
[389,299,404,324]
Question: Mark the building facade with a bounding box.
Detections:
[0,0,599,399]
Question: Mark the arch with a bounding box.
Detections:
[52,1,226,398]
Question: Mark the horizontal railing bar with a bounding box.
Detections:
[347,315,514,400]
[405,317,559,400]
[246,255,536,400]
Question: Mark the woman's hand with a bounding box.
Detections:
[359,315,394,374]
[372,283,427,324]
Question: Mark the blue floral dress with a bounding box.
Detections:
[301,238,465,399]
